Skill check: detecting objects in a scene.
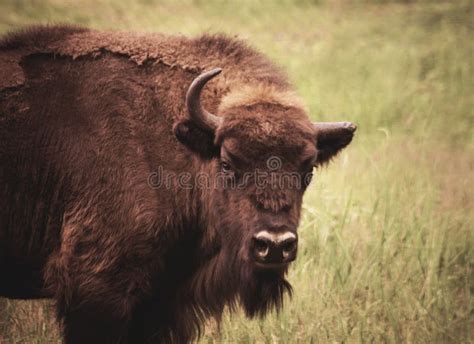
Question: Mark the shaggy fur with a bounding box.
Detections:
[0,25,354,343]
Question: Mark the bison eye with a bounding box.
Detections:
[220,161,233,173]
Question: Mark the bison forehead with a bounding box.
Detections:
[217,107,315,159]
[232,117,300,140]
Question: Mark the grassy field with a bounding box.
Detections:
[0,0,472,343]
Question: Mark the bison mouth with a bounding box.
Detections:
[253,261,291,270]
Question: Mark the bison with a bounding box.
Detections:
[0,25,356,343]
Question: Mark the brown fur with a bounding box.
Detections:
[0,25,354,343]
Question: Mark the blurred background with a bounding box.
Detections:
[0,0,472,342]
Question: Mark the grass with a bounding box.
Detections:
[0,0,472,343]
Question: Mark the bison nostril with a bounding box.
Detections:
[253,238,269,258]
[281,239,297,259]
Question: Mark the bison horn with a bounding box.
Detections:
[313,122,357,136]
[313,121,357,150]
[186,68,223,133]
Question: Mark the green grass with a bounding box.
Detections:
[0,0,472,342]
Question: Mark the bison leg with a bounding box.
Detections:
[63,307,130,344]
[56,278,140,344]
[45,221,155,343]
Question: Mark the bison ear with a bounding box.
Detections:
[173,120,220,159]
[314,122,357,165]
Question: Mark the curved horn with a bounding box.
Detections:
[313,121,357,153]
[313,122,357,137]
[186,68,223,133]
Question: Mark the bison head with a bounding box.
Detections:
[174,68,356,316]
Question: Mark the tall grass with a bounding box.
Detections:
[0,1,472,342]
